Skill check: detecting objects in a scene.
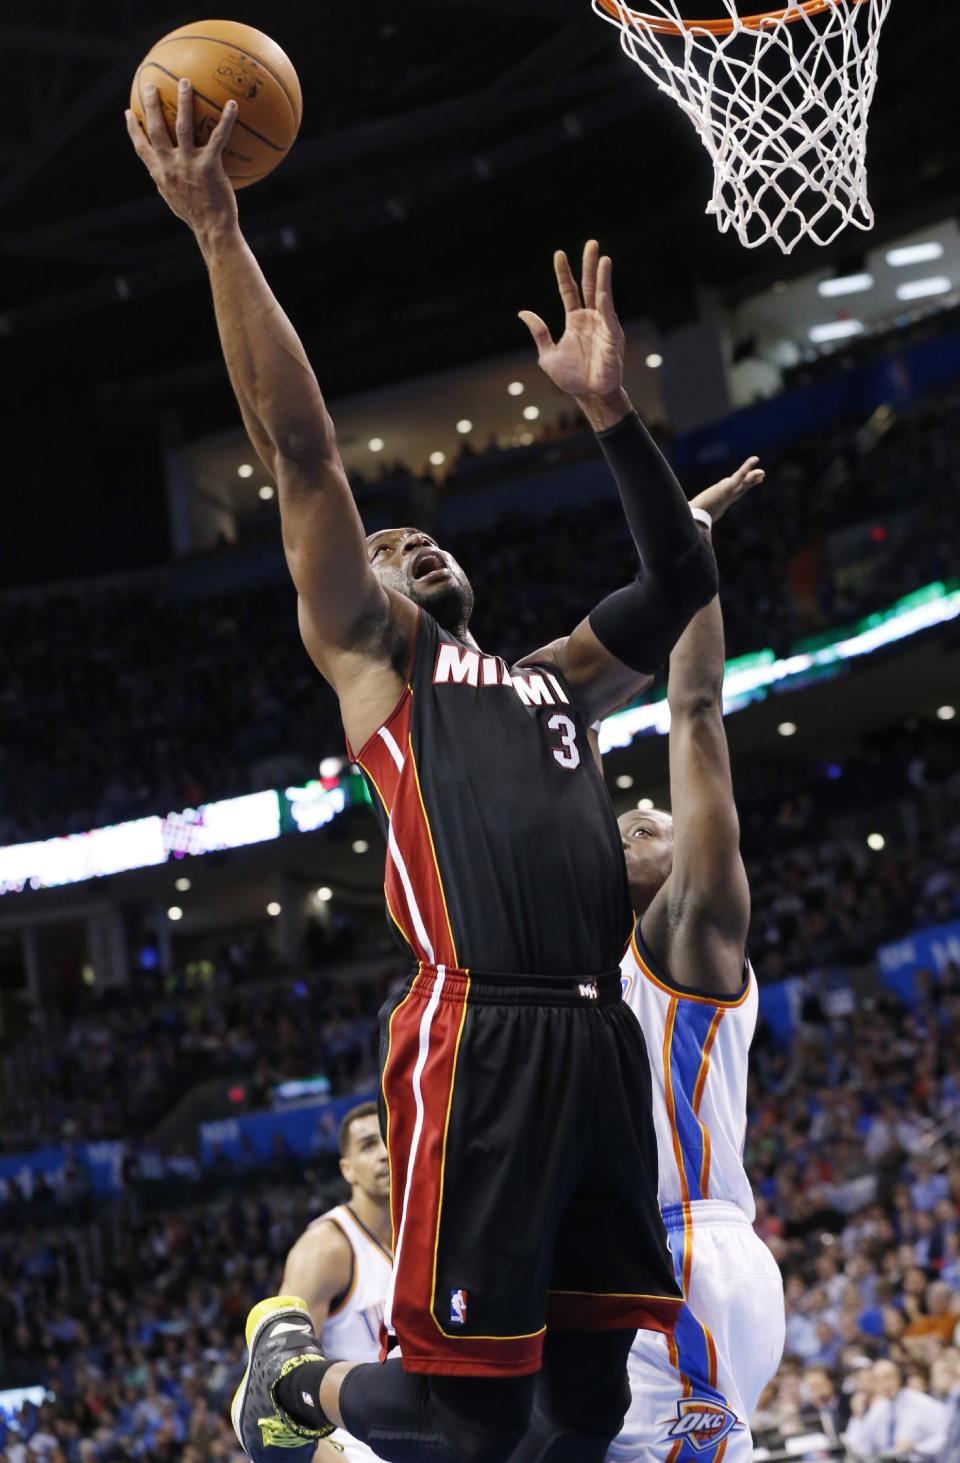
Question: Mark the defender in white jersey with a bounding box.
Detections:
[605,461,785,1463]
[282,1103,393,1463]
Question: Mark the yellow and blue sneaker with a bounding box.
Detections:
[231,1296,334,1460]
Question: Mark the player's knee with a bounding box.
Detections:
[537,1331,633,1440]
[430,1377,532,1463]
[435,1414,527,1463]
[542,1370,630,1439]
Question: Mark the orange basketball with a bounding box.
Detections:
[130,20,302,189]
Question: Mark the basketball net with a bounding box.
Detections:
[592,0,892,253]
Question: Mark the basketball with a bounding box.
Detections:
[130,20,302,189]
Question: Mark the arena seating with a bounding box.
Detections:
[1,378,957,844]
[1,363,958,1461]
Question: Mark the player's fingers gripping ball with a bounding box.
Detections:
[130,19,302,187]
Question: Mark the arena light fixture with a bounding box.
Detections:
[645,353,664,368]
[616,774,634,789]
[817,273,874,298]
[319,756,344,779]
[637,798,654,812]
[808,320,865,344]
[237,463,254,478]
[507,381,525,397]
[317,886,333,902]
[167,905,183,921]
[174,877,191,893]
[267,901,281,916]
[777,721,797,737]
[429,451,446,466]
[886,242,944,268]
[352,839,369,854]
[367,437,384,453]
[937,705,956,721]
[867,833,885,851]
[522,405,540,421]
[456,419,473,434]
[258,484,275,501]
[895,277,952,302]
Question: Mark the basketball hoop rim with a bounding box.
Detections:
[594,0,870,38]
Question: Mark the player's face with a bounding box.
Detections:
[367,528,474,633]
[618,808,674,912]
[340,1114,390,1202]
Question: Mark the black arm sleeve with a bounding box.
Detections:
[595,409,700,570]
[588,411,718,674]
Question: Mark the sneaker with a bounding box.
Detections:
[231,1295,334,1459]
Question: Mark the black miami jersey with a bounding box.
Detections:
[346,608,631,978]
[349,610,682,1380]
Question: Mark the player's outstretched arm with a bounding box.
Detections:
[641,459,764,994]
[281,1221,355,1340]
[125,84,410,706]
[519,243,717,721]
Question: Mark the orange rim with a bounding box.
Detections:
[595,0,864,38]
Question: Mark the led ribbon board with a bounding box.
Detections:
[0,778,367,896]
[598,580,960,752]
[0,587,954,893]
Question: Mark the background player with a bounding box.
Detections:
[127,82,719,1463]
[282,1103,392,1463]
[606,459,785,1462]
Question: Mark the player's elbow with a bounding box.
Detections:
[265,397,338,471]
[668,685,723,720]
[672,532,719,615]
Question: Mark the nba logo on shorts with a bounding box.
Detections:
[449,1289,468,1325]
[664,1398,742,1452]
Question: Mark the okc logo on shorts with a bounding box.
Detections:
[663,1398,743,1452]
[449,1289,468,1325]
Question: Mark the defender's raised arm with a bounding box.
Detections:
[639,459,764,994]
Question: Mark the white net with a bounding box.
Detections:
[592,0,893,253]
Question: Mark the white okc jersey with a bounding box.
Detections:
[621,926,757,1221]
[609,928,784,1462]
[310,1204,392,1361]
[309,1205,393,1463]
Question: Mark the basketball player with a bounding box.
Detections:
[605,463,786,1462]
[282,1104,392,1463]
[128,84,720,1463]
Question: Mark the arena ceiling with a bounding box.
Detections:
[1,2,956,442]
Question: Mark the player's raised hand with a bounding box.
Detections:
[126,80,239,238]
[519,240,625,400]
[690,457,765,525]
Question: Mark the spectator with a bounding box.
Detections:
[845,1358,950,1458]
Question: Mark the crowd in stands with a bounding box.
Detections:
[746,962,960,1456]
[0,1187,329,1462]
[2,953,959,1460]
[0,709,956,1160]
[2,352,960,1457]
[1,377,958,844]
[0,933,390,1161]
[743,716,960,982]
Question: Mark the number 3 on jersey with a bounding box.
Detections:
[546,713,581,770]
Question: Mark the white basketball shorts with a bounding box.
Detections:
[606,1199,785,1462]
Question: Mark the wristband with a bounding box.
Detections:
[690,505,713,531]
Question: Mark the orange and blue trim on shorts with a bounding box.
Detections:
[659,1210,743,1462]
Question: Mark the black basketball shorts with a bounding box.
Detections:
[378,962,683,1376]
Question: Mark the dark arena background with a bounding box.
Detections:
[1,2,959,1459]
